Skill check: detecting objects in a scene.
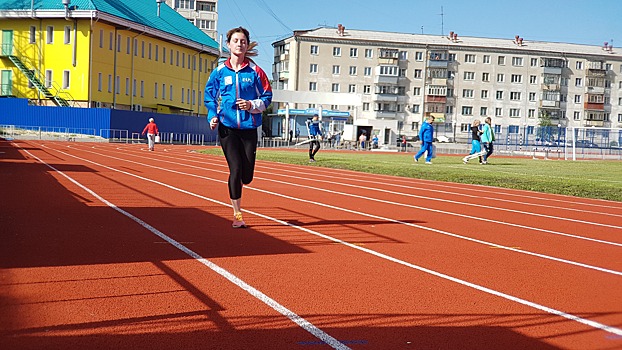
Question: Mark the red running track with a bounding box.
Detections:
[1,140,621,350]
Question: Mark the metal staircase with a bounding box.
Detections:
[1,54,71,107]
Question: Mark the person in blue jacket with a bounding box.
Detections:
[414,115,435,164]
[306,114,322,162]
[480,116,495,164]
[204,26,272,228]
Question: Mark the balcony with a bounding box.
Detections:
[584,120,604,127]
[276,71,289,81]
[372,93,398,102]
[543,67,562,75]
[587,86,605,94]
[374,75,399,84]
[426,78,447,85]
[425,95,447,103]
[541,83,560,91]
[372,110,398,119]
[540,100,560,108]
[584,102,605,111]
[427,60,448,68]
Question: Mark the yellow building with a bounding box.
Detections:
[0,0,220,115]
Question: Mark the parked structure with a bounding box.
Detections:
[0,0,220,115]
[272,26,622,145]
[164,0,218,40]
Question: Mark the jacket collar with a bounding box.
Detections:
[224,57,250,71]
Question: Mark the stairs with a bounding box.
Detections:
[2,54,70,107]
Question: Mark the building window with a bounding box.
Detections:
[133,79,137,97]
[481,90,488,99]
[310,64,317,73]
[497,74,505,82]
[197,1,216,11]
[332,83,340,92]
[333,47,341,56]
[529,92,536,101]
[461,106,473,115]
[332,65,340,75]
[170,85,173,101]
[125,77,129,95]
[530,75,537,84]
[509,108,520,117]
[62,70,70,89]
[162,84,166,99]
[399,51,408,60]
[363,85,371,94]
[465,54,476,63]
[178,0,192,9]
[309,82,317,91]
[510,92,521,100]
[414,69,422,78]
[413,87,420,95]
[480,107,487,115]
[154,82,158,98]
[464,71,475,80]
[574,95,581,103]
[109,32,113,50]
[575,78,582,86]
[115,75,120,94]
[310,45,318,55]
[364,67,372,76]
[528,109,536,118]
[574,111,581,120]
[498,56,505,65]
[512,57,523,66]
[496,91,504,100]
[483,55,491,64]
[97,73,102,92]
[63,26,71,44]
[511,74,522,83]
[495,108,502,116]
[117,34,121,52]
[576,61,583,69]
[363,102,370,111]
[197,20,215,29]
[415,52,423,61]
[46,26,54,44]
[141,41,145,58]
[163,47,167,64]
[45,70,52,88]
[30,26,36,44]
[462,89,474,98]
[365,49,373,58]
[348,84,356,93]
[482,72,489,82]
[530,58,538,67]
[412,104,420,113]
[349,66,357,75]
[107,74,112,93]
[155,44,159,61]
[350,48,358,57]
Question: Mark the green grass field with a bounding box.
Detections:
[199,148,622,202]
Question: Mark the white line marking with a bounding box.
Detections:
[19,145,350,350]
[35,142,622,337]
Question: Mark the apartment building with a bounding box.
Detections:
[0,0,220,115]
[165,0,218,40]
[272,27,622,143]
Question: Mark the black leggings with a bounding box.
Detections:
[309,139,320,158]
[218,124,258,200]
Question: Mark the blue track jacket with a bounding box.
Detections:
[419,120,435,142]
[204,58,272,130]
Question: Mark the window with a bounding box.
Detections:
[414,69,422,78]
[30,26,36,44]
[465,54,476,63]
[197,1,216,11]
[530,58,538,67]
[309,82,317,91]
[364,67,372,76]
[574,94,581,103]
[97,73,102,91]
[46,26,54,44]
[348,84,356,93]
[399,68,406,77]
[363,85,371,94]
[155,44,159,61]
[45,70,52,88]
[363,103,370,111]
[141,41,145,58]
[460,123,470,132]
[117,34,121,52]
[528,109,536,118]
[481,90,489,99]
[62,70,70,89]
[496,91,504,100]
[464,71,475,80]
[333,47,341,56]
[350,48,358,57]
[497,74,505,82]
[162,83,166,100]
[63,26,71,44]
[483,55,491,64]
[399,51,407,60]
[310,64,317,73]
[170,85,173,101]
[618,114,622,122]
[413,87,420,95]
[415,52,423,61]
[498,56,505,65]
[575,78,582,86]
[109,32,113,50]
[178,0,192,9]
[482,72,489,82]
[197,20,215,29]
[510,92,521,100]
[125,77,129,95]
[480,107,487,116]
[509,109,520,117]
[461,106,473,115]
[154,82,158,98]
[332,65,340,75]
[529,92,536,101]
[512,57,523,66]
[365,49,373,58]
[310,45,318,55]
[495,108,502,116]
[107,74,112,93]
[511,74,522,83]
[574,111,581,120]
[412,104,420,113]
[462,89,474,98]
[576,61,583,69]
[331,83,340,92]
[133,79,137,97]
[349,66,357,75]
[530,75,537,84]
[115,76,120,94]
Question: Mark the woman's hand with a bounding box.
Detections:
[210,117,219,130]
[236,99,249,111]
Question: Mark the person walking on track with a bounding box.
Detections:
[141,117,159,151]
[204,26,273,228]
[414,115,435,164]
[463,119,484,164]
[306,114,323,162]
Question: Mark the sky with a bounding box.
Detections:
[216,0,622,72]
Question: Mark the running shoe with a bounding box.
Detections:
[232,212,246,228]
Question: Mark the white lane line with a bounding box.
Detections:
[75,144,622,249]
[36,143,622,338]
[20,145,350,350]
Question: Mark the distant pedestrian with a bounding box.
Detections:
[372,134,379,149]
[401,135,407,152]
[141,117,159,151]
[359,132,367,150]
[480,116,495,164]
[306,114,322,162]
[462,119,484,164]
[414,116,435,164]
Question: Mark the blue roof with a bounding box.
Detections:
[0,0,219,50]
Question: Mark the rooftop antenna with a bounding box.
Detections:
[439,6,444,36]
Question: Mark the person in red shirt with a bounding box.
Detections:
[141,117,159,151]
